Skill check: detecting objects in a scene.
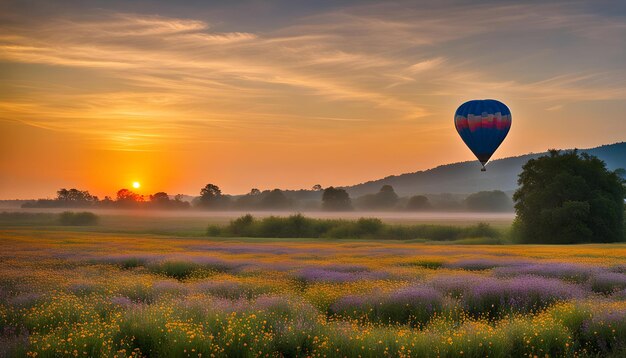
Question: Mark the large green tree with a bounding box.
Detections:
[513,150,624,244]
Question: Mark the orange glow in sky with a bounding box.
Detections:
[1,1,625,199]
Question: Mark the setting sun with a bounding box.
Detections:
[132,182,141,189]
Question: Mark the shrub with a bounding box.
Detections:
[463,222,500,238]
[257,214,318,237]
[58,211,98,226]
[207,214,501,241]
[355,217,384,235]
[206,224,222,237]
[227,213,255,236]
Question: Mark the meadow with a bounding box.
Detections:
[1,214,626,357]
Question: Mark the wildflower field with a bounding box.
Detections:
[2,226,626,357]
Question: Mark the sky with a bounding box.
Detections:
[1,0,626,199]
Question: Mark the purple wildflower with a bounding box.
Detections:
[445,258,530,271]
[462,275,586,316]
[428,273,494,298]
[195,280,250,299]
[110,296,134,308]
[589,271,626,294]
[152,280,187,296]
[8,292,42,308]
[494,262,598,283]
[330,286,443,325]
[295,267,388,283]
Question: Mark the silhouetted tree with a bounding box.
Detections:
[250,188,261,196]
[378,185,398,206]
[199,184,220,207]
[429,193,463,211]
[22,188,98,208]
[116,189,143,203]
[312,184,323,191]
[406,195,431,211]
[356,185,399,210]
[114,189,144,208]
[57,189,69,201]
[150,192,170,207]
[200,184,221,198]
[322,187,352,211]
[172,194,191,209]
[259,189,291,210]
[234,189,262,210]
[198,183,230,209]
[513,150,625,244]
[464,190,513,212]
[99,196,114,208]
[55,188,96,206]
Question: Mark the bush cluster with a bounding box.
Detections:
[58,211,99,226]
[207,214,500,241]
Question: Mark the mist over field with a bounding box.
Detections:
[1,207,515,222]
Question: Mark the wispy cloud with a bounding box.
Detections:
[0,2,625,151]
[545,104,563,112]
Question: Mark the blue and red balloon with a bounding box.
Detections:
[454,99,511,171]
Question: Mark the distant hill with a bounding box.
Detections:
[344,142,626,197]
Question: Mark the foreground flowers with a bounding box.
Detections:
[2,230,626,357]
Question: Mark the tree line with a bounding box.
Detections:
[22,188,191,210]
[21,184,513,212]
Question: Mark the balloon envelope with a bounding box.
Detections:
[454,99,511,170]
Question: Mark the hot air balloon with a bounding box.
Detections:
[454,99,511,171]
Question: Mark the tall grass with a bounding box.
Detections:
[208,214,501,241]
